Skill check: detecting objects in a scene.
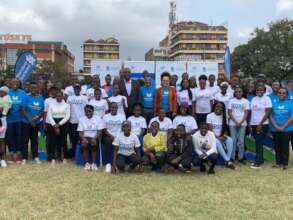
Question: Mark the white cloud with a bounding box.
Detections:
[237,27,254,40]
[276,0,293,13]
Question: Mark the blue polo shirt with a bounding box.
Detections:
[23,95,44,124]
[140,86,155,109]
[7,89,27,123]
[270,99,293,132]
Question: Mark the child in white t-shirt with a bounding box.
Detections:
[88,88,109,118]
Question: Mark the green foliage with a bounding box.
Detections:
[232,19,293,80]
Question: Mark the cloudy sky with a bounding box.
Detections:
[0,0,292,70]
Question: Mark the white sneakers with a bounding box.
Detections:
[0,160,7,168]
[105,163,111,173]
[51,159,56,165]
[84,162,91,170]
[84,162,98,171]
[91,164,98,171]
[21,159,27,165]
[34,157,41,164]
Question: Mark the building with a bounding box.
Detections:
[0,34,75,73]
[83,37,119,73]
[145,21,228,73]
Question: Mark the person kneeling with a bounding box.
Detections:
[78,105,104,171]
[192,122,218,175]
[167,124,193,173]
[112,121,141,173]
[142,121,167,172]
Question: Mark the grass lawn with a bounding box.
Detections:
[1,162,293,220]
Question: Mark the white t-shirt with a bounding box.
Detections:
[86,88,108,101]
[127,115,147,136]
[149,116,173,132]
[214,92,233,109]
[108,95,128,116]
[89,99,109,118]
[103,113,126,137]
[177,90,193,106]
[192,130,217,156]
[77,115,105,138]
[67,95,88,124]
[113,132,141,156]
[194,88,213,114]
[206,112,223,137]
[207,85,220,98]
[172,115,198,133]
[228,98,250,126]
[250,95,272,125]
[44,97,56,123]
[64,85,74,97]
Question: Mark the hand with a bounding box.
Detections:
[219,135,227,142]
[54,127,60,135]
[276,126,284,132]
[256,125,263,133]
[29,120,36,128]
[172,112,177,118]
[90,138,97,146]
[199,153,207,159]
[171,157,180,164]
[149,153,157,164]
[53,124,59,129]
[81,138,88,145]
[236,123,242,128]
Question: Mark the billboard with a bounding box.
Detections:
[91,60,122,85]
[123,61,155,80]
[187,62,218,82]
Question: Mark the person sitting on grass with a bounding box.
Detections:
[167,124,193,173]
[78,104,104,171]
[142,121,167,172]
[112,121,141,173]
[192,122,218,175]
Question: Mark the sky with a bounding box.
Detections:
[0,0,293,70]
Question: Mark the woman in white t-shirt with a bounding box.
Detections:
[88,88,109,118]
[228,86,250,162]
[194,75,213,125]
[173,105,198,136]
[207,101,235,169]
[149,108,173,138]
[112,120,141,173]
[177,79,194,114]
[250,84,272,169]
[102,102,126,168]
[108,84,127,117]
[78,105,104,171]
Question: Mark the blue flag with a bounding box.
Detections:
[224,47,231,79]
[15,51,37,84]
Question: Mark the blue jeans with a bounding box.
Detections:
[216,136,233,162]
[6,122,23,154]
[229,126,246,160]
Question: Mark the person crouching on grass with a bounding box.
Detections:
[192,122,218,175]
[78,105,104,171]
[112,121,141,173]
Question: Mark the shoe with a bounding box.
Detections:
[105,163,111,173]
[84,162,91,170]
[14,154,22,164]
[91,163,98,171]
[238,159,246,165]
[21,159,26,165]
[250,163,261,169]
[62,159,67,164]
[200,164,206,172]
[272,164,281,168]
[208,168,215,175]
[225,161,235,170]
[283,165,288,170]
[34,157,41,164]
[51,159,56,165]
[184,169,192,174]
[0,160,7,168]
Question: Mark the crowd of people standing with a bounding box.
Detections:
[0,68,292,174]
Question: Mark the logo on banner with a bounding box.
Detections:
[106,66,110,71]
[15,51,37,84]
[171,66,174,72]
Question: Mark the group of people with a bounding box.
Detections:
[0,68,292,174]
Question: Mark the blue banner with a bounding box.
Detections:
[15,51,37,84]
[224,47,231,79]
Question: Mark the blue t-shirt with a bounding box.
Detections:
[268,93,279,105]
[23,95,44,124]
[7,89,27,123]
[270,99,293,132]
[161,88,170,113]
[140,86,155,108]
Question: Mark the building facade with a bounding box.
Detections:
[83,37,119,73]
[0,34,75,73]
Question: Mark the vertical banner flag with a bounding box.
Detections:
[187,62,219,83]
[91,60,122,85]
[224,46,231,79]
[155,61,186,87]
[15,51,37,84]
[123,61,155,81]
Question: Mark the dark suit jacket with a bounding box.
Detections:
[119,79,140,114]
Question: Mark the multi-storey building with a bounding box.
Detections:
[83,37,119,73]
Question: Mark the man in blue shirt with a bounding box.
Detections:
[6,78,27,162]
[22,82,44,164]
[139,77,155,124]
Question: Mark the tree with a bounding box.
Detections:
[232,19,293,80]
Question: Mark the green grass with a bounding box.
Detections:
[1,162,293,220]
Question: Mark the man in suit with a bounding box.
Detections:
[119,67,140,117]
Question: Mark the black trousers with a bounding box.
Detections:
[102,135,115,165]
[167,153,192,169]
[193,153,218,170]
[47,119,68,161]
[272,132,291,166]
[142,151,167,168]
[68,123,79,158]
[22,123,39,159]
[252,125,269,165]
[116,153,141,171]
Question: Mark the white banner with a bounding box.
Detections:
[187,62,218,82]
[124,61,155,74]
[155,61,186,87]
[91,60,122,85]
